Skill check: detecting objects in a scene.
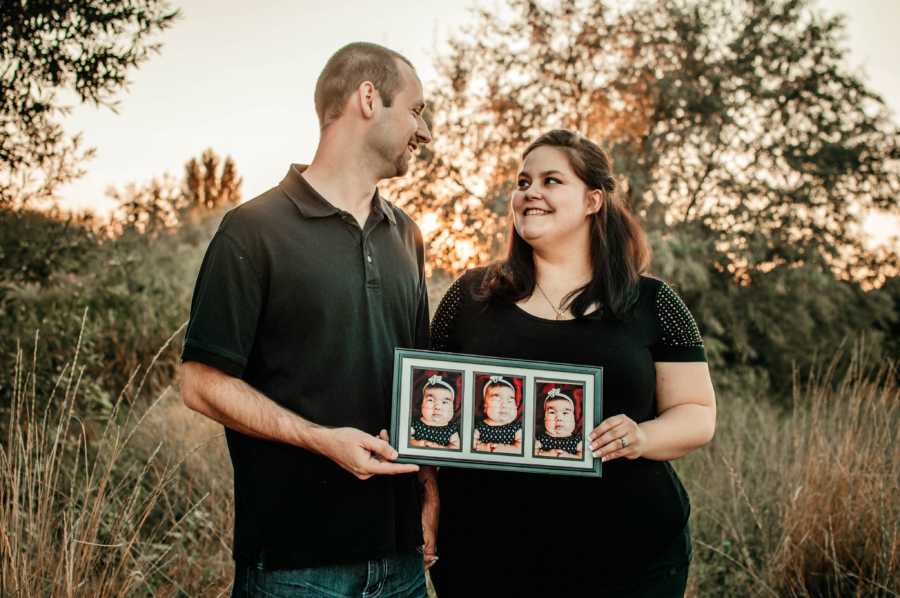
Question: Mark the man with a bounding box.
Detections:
[180,42,436,597]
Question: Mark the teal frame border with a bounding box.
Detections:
[390,348,603,478]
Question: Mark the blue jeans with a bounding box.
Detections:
[231,551,426,598]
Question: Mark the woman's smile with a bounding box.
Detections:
[523,207,552,216]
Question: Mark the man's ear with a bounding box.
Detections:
[586,189,603,214]
[358,81,378,119]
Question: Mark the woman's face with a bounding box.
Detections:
[511,145,598,249]
[421,388,454,427]
[544,398,576,438]
[483,385,518,426]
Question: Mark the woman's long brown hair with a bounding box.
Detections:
[476,129,651,320]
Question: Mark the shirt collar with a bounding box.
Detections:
[279,163,396,226]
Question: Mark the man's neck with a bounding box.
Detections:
[302,141,380,227]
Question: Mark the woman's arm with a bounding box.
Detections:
[590,361,715,462]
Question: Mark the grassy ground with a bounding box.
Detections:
[1,326,896,597]
[680,356,898,597]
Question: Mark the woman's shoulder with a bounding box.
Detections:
[638,274,697,310]
[431,267,491,344]
[459,265,491,287]
[440,266,492,301]
[638,274,689,307]
[624,274,662,315]
[638,273,665,293]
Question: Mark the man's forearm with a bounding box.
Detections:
[182,361,420,480]
[181,361,327,451]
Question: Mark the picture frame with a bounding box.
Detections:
[390,348,603,477]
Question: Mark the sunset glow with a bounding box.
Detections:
[419,211,440,239]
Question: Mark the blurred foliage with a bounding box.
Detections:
[0,207,218,411]
[388,0,899,282]
[1,2,895,411]
[383,0,899,401]
[0,0,179,207]
[0,148,239,412]
[108,148,242,237]
[650,223,898,398]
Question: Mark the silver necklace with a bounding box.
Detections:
[534,281,570,320]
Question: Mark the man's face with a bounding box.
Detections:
[421,388,454,427]
[368,60,432,178]
[544,399,576,438]
[483,385,517,426]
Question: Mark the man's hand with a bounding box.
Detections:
[315,427,419,480]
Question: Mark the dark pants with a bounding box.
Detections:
[231,551,426,598]
[600,560,690,598]
[431,523,692,598]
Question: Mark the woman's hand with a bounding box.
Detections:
[589,414,647,462]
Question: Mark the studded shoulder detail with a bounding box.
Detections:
[430,276,466,352]
[656,282,703,348]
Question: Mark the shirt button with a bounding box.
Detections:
[367,255,372,263]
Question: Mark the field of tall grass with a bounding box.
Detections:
[682,354,898,597]
[0,319,234,596]
[1,315,895,596]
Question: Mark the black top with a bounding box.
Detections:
[535,432,582,455]
[411,419,460,447]
[428,269,706,592]
[474,419,522,445]
[182,164,429,568]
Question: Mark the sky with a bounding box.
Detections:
[56,0,899,244]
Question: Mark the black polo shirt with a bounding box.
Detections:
[182,164,429,569]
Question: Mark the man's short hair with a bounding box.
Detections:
[315,42,415,130]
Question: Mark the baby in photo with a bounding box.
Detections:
[473,375,523,454]
[409,373,461,450]
[534,386,583,459]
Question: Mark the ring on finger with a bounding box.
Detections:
[620,436,628,449]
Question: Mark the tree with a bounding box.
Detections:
[182,149,243,217]
[109,148,242,235]
[107,174,182,237]
[0,0,179,207]
[387,0,899,282]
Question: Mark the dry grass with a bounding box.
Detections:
[683,352,899,597]
[0,317,232,597]
[2,315,896,597]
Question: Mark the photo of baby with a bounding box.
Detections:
[408,369,463,450]
[472,374,525,455]
[533,382,584,460]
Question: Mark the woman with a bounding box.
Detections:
[427,130,716,597]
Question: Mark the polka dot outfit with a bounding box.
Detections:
[475,419,521,445]
[656,282,703,348]
[411,419,459,447]
[535,432,582,455]
[430,275,463,351]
